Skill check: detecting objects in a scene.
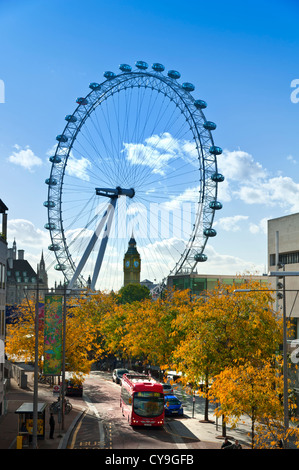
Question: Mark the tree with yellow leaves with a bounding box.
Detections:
[170,279,282,422]
[115,288,196,369]
[65,291,118,374]
[209,357,299,448]
[6,291,117,377]
[6,297,45,366]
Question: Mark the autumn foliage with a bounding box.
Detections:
[6,277,299,448]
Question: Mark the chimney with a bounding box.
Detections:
[18,249,24,260]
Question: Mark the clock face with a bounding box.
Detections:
[134,260,139,267]
[125,260,130,267]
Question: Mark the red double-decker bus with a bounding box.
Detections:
[120,374,164,426]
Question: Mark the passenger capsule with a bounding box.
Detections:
[203,121,217,131]
[76,97,88,105]
[44,222,57,229]
[56,134,68,143]
[119,64,132,72]
[204,228,217,237]
[49,155,62,164]
[89,82,101,91]
[135,61,148,70]
[103,71,116,79]
[194,253,208,262]
[45,177,57,186]
[182,82,195,92]
[209,201,223,210]
[48,244,61,252]
[167,70,181,79]
[65,114,77,122]
[54,264,66,271]
[152,63,165,72]
[43,201,56,209]
[209,146,222,155]
[194,99,207,109]
[211,172,225,183]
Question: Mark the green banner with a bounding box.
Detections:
[43,294,63,375]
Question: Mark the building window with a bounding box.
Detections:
[270,252,299,266]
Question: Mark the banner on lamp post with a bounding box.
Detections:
[43,294,63,375]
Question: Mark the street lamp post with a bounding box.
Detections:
[60,286,95,430]
[32,271,39,449]
[269,271,299,445]
[24,283,94,444]
[61,283,67,431]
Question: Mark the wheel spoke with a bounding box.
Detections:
[45,63,223,291]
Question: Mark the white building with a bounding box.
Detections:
[268,213,299,340]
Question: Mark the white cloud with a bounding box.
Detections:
[160,186,200,211]
[202,245,265,276]
[7,219,48,247]
[217,178,232,203]
[249,217,268,235]
[287,155,297,165]
[66,156,91,181]
[8,145,42,171]
[216,148,299,213]
[238,176,299,211]
[218,149,267,182]
[46,146,92,181]
[216,215,249,232]
[123,132,197,176]
[6,219,58,285]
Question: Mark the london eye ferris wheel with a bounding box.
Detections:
[44,61,224,292]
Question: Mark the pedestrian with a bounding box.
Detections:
[49,412,55,439]
[221,437,232,449]
[231,439,242,449]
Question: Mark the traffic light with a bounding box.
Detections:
[277,277,284,299]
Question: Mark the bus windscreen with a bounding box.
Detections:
[133,392,164,418]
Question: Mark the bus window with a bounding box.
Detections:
[133,392,164,418]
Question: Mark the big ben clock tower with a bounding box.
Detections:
[123,234,141,286]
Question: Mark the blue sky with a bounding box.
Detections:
[1,0,299,289]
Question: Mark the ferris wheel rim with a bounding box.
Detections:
[45,62,223,288]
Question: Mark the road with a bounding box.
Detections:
[68,371,207,450]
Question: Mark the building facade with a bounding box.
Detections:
[0,200,8,416]
[167,272,269,296]
[6,240,48,306]
[268,213,299,339]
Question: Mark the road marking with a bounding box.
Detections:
[83,393,106,448]
[70,411,86,449]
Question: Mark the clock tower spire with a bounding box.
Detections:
[123,233,141,286]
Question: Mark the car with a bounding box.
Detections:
[112,368,129,384]
[164,394,183,416]
[65,380,83,397]
[162,383,174,394]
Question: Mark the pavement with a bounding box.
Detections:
[0,371,85,450]
[0,366,252,450]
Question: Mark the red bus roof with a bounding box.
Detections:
[122,374,163,393]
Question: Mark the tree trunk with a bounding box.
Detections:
[222,416,227,438]
[205,393,209,421]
